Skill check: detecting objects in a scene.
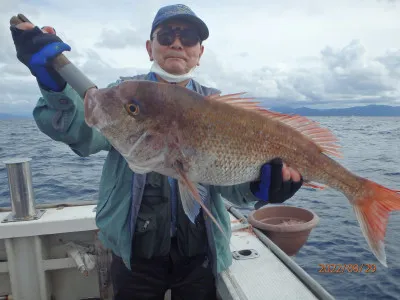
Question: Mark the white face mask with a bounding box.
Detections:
[150,61,196,83]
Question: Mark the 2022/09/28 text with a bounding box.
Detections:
[318,263,377,273]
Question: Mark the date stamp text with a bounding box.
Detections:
[318,263,377,273]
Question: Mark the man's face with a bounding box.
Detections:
[146,20,205,75]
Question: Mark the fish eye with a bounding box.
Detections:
[125,103,140,116]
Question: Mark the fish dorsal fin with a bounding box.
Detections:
[206,92,257,104]
[205,92,342,158]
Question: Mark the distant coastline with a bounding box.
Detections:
[1,104,400,119]
[0,113,33,120]
[270,104,400,116]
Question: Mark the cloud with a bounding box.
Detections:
[75,49,149,88]
[1,0,400,114]
[193,39,400,108]
[95,28,145,49]
[320,40,396,97]
[376,49,400,78]
[0,63,31,77]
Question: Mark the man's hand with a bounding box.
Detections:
[282,162,302,182]
[10,22,70,91]
[15,22,57,34]
[250,158,303,207]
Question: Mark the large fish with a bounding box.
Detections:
[83,80,400,267]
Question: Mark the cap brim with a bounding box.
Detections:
[153,14,209,41]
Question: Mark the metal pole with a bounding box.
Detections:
[2,157,45,222]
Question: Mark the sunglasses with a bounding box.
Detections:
[153,27,201,47]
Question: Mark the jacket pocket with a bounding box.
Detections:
[135,214,157,233]
[131,214,159,259]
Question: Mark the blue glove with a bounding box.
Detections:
[10,25,71,91]
[250,158,303,208]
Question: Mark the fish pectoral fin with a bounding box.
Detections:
[174,166,228,240]
[174,163,207,224]
[178,180,206,223]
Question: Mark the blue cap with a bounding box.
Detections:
[150,4,209,41]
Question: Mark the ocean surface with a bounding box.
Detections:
[1,117,400,300]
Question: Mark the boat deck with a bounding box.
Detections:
[0,203,333,300]
[219,212,319,300]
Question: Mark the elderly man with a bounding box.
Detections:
[10,4,303,300]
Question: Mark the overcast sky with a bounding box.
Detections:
[1,0,399,115]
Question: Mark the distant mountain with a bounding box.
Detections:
[1,104,400,119]
[0,113,32,120]
[270,104,400,116]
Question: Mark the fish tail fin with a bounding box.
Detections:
[351,179,400,267]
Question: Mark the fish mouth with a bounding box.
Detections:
[84,87,99,127]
